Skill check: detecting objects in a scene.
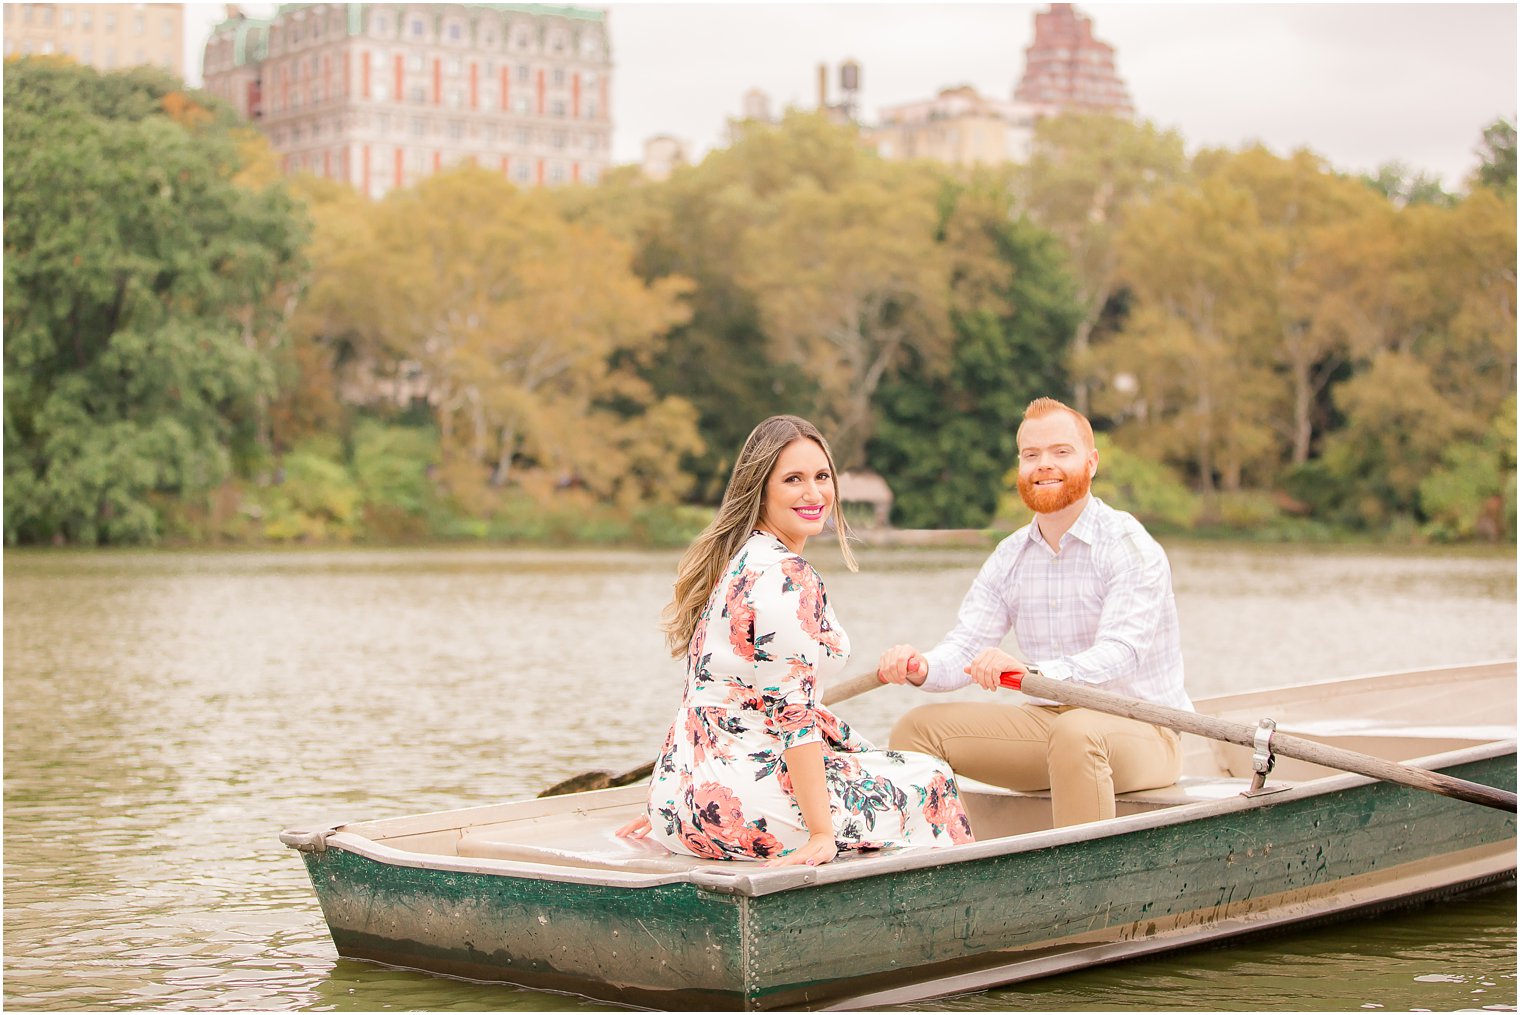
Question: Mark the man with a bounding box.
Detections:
[878,397,1192,827]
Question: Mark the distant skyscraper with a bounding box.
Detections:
[3,3,185,75]
[1013,3,1134,116]
[200,3,614,197]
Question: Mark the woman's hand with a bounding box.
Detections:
[764,832,838,868]
[964,648,1026,692]
[615,814,652,838]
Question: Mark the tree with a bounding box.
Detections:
[4,58,305,544]
[1017,114,1188,415]
[870,171,1080,527]
[1097,168,1283,493]
[297,165,700,505]
[1473,116,1516,197]
[739,156,952,468]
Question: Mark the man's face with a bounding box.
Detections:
[1016,412,1098,514]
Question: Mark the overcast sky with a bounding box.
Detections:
[185,2,1517,187]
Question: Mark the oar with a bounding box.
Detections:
[538,671,889,797]
[1003,670,1517,813]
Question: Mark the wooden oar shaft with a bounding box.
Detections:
[1017,673,1517,813]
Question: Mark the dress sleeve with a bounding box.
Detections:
[747,556,842,751]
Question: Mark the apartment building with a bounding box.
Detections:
[3,3,184,75]
[870,85,1051,167]
[200,3,613,197]
[1013,2,1134,116]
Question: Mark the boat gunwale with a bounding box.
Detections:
[296,738,1517,897]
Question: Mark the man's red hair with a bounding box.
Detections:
[1021,397,1095,450]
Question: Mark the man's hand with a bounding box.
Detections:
[964,648,1027,692]
[878,644,928,686]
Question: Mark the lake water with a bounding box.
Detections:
[4,541,1515,1011]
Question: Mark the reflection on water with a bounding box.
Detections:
[4,543,1515,1011]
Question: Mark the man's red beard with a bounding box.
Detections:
[1018,467,1092,514]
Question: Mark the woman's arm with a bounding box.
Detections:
[768,741,836,867]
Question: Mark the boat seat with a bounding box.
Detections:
[1115,774,1288,807]
[454,827,934,875]
[456,829,718,874]
[960,774,1282,812]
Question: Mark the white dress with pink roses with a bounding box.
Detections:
[644,531,974,861]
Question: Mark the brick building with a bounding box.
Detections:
[3,3,184,74]
[200,3,613,197]
[1013,3,1134,116]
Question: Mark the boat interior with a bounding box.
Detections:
[332,663,1516,877]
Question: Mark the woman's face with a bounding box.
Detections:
[757,438,834,555]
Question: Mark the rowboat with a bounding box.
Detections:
[280,661,1516,1010]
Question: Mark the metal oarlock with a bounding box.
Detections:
[1247,717,1278,793]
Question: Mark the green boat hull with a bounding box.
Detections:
[296,751,1515,1010]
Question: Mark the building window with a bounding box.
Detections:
[513,96,529,115]
[585,100,598,119]
[551,130,565,149]
[81,10,92,28]
[447,56,461,75]
[372,14,388,35]
[60,8,73,27]
[409,85,426,103]
[133,13,144,35]
[412,117,425,136]
[549,163,565,183]
[515,64,529,84]
[448,121,463,140]
[162,17,173,38]
[410,17,425,37]
[552,68,565,87]
[550,99,565,118]
[447,88,462,108]
[514,164,529,182]
[378,113,391,133]
[514,127,529,145]
[408,53,423,72]
[41,6,52,25]
[447,23,461,41]
[104,11,115,30]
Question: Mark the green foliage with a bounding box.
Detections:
[3,58,305,545]
[1474,117,1517,197]
[870,180,1081,528]
[352,420,438,515]
[1090,435,1201,530]
[1419,396,1517,541]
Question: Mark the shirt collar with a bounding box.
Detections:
[1024,496,1101,553]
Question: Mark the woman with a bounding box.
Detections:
[617,415,974,867]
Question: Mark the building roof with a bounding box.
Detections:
[276,3,605,23]
[839,471,894,505]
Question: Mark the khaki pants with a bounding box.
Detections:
[890,701,1182,827]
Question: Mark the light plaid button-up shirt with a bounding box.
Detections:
[921,497,1192,711]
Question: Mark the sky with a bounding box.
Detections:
[184,2,1518,188]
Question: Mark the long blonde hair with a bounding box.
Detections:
[662,415,857,656]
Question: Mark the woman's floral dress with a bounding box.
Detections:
[645,532,975,860]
